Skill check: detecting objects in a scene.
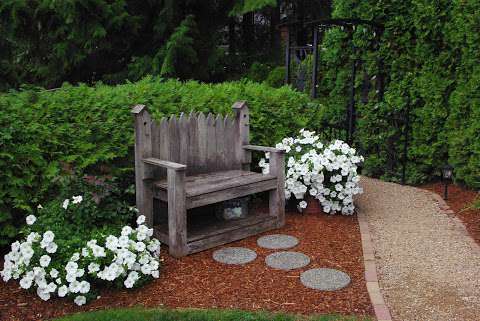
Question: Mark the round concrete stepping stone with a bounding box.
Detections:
[300,268,351,291]
[257,234,299,249]
[212,247,257,265]
[265,251,310,270]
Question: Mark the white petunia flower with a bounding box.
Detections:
[58,285,68,297]
[135,242,146,252]
[49,268,59,278]
[62,199,70,209]
[121,226,133,236]
[26,215,36,225]
[65,261,78,273]
[70,253,80,262]
[27,232,40,243]
[39,255,51,267]
[72,195,83,204]
[299,200,308,209]
[45,242,58,254]
[136,215,146,225]
[88,263,100,274]
[124,278,135,288]
[37,287,50,301]
[42,231,55,243]
[20,276,33,289]
[74,295,86,306]
[79,281,90,294]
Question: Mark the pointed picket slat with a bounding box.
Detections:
[196,112,207,172]
[187,113,198,175]
[215,115,226,170]
[151,120,160,158]
[149,111,245,175]
[156,117,169,177]
[168,116,180,163]
[224,116,237,169]
[206,113,217,172]
[178,113,189,167]
[150,120,162,177]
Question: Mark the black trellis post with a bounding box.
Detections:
[347,55,357,145]
[285,28,291,84]
[311,26,319,98]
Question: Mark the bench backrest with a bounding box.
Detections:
[132,101,251,177]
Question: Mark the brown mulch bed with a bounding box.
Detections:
[422,182,480,245]
[0,211,373,321]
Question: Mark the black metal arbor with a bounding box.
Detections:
[280,18,385,144]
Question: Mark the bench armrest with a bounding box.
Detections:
[142,158,187,171]
[243,144,285,153]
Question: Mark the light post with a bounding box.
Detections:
[442,164,453,200]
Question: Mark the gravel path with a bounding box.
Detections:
[357,177,480,321]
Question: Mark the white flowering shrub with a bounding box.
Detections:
[259,129,364,215]
[1,195,161,306]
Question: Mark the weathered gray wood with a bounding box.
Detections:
[132,105,154,227]
[150,121,163,178]
[168,116,180,163]
[152,170,277,209]
[187,173,275,196]
[197,112,207,173]
[187,214,271,242]
[143,157,186,170]
[133,101,285,257]
[178,113,189,167]
[224,116,237,169]
[187,217,278,254]
[243,144,285,153]
[233,101,251,170]
[187,179,277,209]
[215,115,226,170]
[206,113,217,171]
[167,168,187,257]
[154,170,256,190]
[153,229,169,245]
[187,112,198,175]
[158,117,169,177]
[269,150,286,228]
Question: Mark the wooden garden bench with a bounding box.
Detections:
[132,101,285,257]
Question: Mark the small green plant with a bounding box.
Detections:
[265,66,286,88]
[473,196,480,210]
[246,62,272,83]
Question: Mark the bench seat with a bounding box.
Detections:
[152,170,277,209]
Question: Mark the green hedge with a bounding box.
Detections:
[312,0,480,187]
[0,77,321,246]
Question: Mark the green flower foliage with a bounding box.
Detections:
[0,77,321,246]
[316,0,480,187]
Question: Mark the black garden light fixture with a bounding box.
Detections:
[442,164,454,200]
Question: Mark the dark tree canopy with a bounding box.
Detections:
[0,0,332,90]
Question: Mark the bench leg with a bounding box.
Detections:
[167,168,188,257]
[269,152,285,228]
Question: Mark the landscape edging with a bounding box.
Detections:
[357,211,393,321]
